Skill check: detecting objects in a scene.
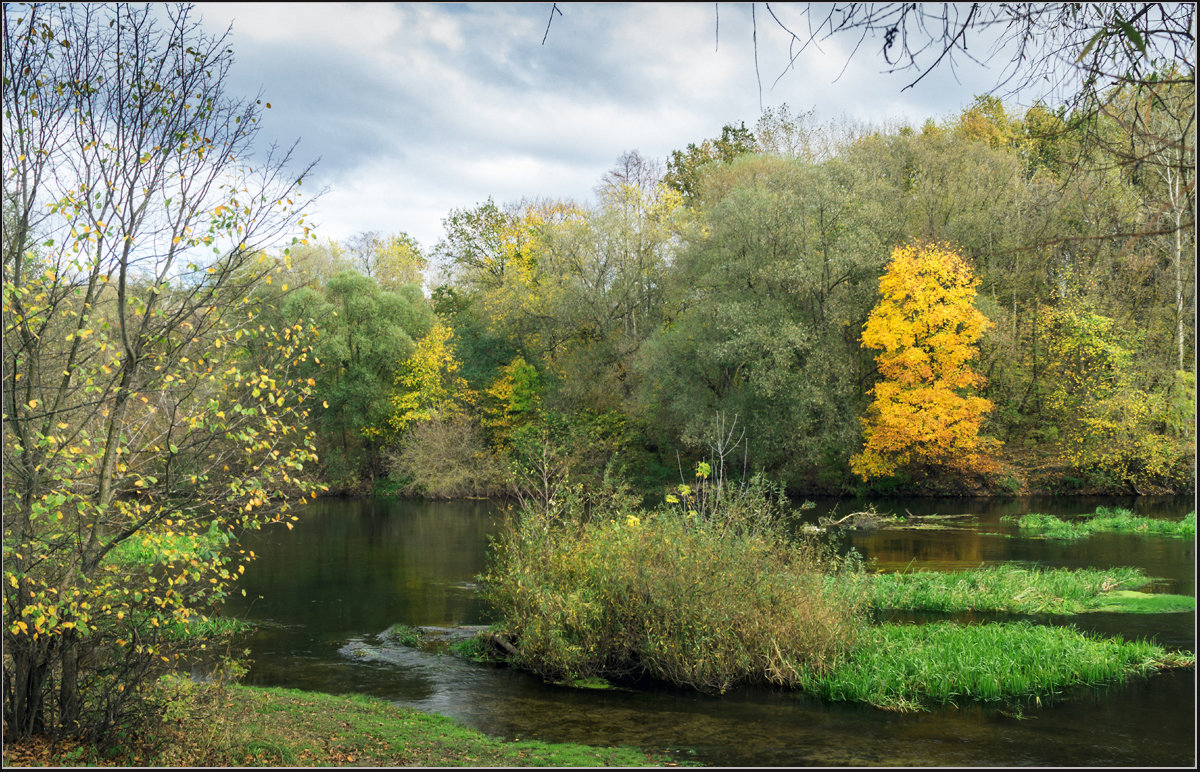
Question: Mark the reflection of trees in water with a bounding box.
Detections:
[230,499,498,630]
[863,531,989,568]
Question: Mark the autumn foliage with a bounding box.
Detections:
[851,243,997,480]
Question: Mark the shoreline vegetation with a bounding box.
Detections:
[0,683,672,768]
[472,483,1196,711]
[1003,508,1196,539]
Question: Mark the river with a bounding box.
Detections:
[220,495,1195,766]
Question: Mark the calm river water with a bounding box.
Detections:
[221,495,1196,767]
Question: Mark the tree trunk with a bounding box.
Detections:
[6,650,49,738]
[59,632,80,736]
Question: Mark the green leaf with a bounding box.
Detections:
[1113,18,1146,55]
[1076,30,1106,63]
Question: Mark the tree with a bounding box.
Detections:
[763,4,1194,110]
[390,322,476,435]
[344,230,428,291]
[763,4,1195,240]
[851,242,996,480]
[280,271,433,490]
[3,3,319,741]
[1033,302,1193,492]
[663,122,756,202]
[640,154,887,488]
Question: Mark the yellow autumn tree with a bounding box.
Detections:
[851,242,997,480]
[389,322,475,435]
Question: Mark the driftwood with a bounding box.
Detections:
[486,632,519,658]
[818,509,898,530]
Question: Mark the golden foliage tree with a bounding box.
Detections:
[389,322,475,435]
[851,242,997,479]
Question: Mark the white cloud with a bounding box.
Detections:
[193,2,1005,253]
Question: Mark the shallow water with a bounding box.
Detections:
[221,496,1196,766]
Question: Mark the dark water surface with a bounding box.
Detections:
[221,496,1196,767]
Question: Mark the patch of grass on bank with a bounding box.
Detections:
[866,565,1195,615]
[104,521,232,567]
[798,621,1193,712]
[1004,508,1195,539]
[1087,590,1197,614]
[2,681,672,767]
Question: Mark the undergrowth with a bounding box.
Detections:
[481,474,868,693]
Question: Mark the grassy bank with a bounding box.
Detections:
[800,621,1192,712]
[865,565,1196,615]
[1004,507,1196,539]
[1,681,671,767]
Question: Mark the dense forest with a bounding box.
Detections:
[274,92,1195,499]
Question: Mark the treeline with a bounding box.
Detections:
[275,91,1195,497]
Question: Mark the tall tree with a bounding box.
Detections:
[281,271,433,489]
[664,122,756,202]
[641,154,886,488]
[851,242,996,481]
[3,2,319,740]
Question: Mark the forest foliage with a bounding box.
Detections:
[275,86,1194,499]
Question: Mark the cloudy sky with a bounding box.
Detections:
[194,2,1016,252]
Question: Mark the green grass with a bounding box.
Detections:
[864,565,1192,615]
[1086,590,1197,614]
[799,621,1192,712]
[1004,508,1195,540]
[105,521,233,566]
[380,622,424,647]
[5,681,675,767]
[161,614,253,641]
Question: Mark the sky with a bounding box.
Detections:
[193,2,1020,254]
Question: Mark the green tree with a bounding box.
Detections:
[390,321,476,435]
[3,2,320,741]
[1035,302,1193,491]
[282,271,433,489]
[664,122,756,202]
[640,154,886,488]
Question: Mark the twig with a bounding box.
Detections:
[541,3,562,46]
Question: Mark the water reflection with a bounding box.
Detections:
[222,495,1196,767]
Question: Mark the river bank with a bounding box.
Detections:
[1,682,674,768]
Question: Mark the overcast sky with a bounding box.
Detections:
[194,2,1017,252]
